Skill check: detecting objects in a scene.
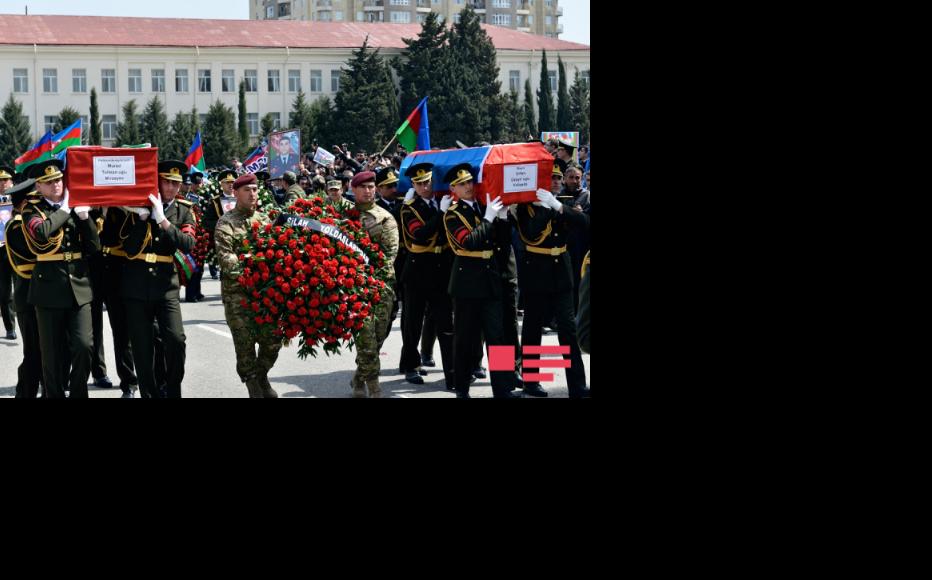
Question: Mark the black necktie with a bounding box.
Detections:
[52,204,61,211]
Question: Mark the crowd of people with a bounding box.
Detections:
[0,136,590,399]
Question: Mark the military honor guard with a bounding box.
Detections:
[202,169,237,279]
[1,165,16,340]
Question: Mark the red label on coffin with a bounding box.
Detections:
[65,147,159,207]
[475,143,554,206]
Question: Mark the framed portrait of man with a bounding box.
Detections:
[268,129,301,179]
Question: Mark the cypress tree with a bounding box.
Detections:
[556,56,572,130]
[89,88,102,145]
[537,50,555,133]
[114,99,141,147]
[0,94,31,165]
[238,80,250,149]
[140,96,170,150]
[202,100,238,167]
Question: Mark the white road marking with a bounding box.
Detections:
[197,324,233,339]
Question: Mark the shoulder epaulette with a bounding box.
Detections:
[404,198,416,206]
[177,199,194,208]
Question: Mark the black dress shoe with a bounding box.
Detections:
[421,354,436,367]
[494,391,526,399]
[405,371,425,385]
[455,391,471,399]
[523,383,549,398]
[197,294,206,300]
[472,366,487,379]
[93,376,114,389]
[418,367,428,376]
[121,390,135,399]
[5,330,15,340]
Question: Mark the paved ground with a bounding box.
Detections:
[0,277,590,398]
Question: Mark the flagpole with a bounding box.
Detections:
[378,133,398,158]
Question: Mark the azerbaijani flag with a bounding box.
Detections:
[15,131,54,173]
[395,97,430,152]
[184,131,206,173]
[52,119,82,155]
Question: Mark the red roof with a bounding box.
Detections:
[0,14,589,51]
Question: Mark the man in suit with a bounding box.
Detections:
[22,159,100,398]
[442,163,524,399]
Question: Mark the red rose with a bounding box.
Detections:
[281,284,291,294]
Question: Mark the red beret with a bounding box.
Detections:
[350,171,376,188]
[233,173,257,189]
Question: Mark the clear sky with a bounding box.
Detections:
[0,0,589,44]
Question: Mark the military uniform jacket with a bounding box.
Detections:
[202,194,228,232]
[358,203,399,284]
[399,195,453,292]
[22,199,100,309]
[285,184,306,206]
[443,200,503,300]
[121,200,196,302]
[98,207,135,298]
[214,206,272,296]
[4,206,36,312]
[515,202,588,294]
[377,196,407,286]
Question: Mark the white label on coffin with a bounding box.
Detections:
[503,164,536,193]
[93,156,137,187]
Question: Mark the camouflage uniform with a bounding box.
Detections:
[215,206,282,398]
[351,201,398,398]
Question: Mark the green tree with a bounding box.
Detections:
[569,70,590,145]
[140,96,170,151]
[89,88,102,146]
[260,113,277,142]
[396,12,449,120]
[114,99,141,147]
[0,94,32,166]
[238,80,249,149]
[446,5,499,145]
[537,50,555,133]
[308,95,336,147]
[201,100,238,167]
[53,107,81,135]
[507,88,522,142]
[289,91,314,155]
[166,108,198,161]
[333,38,399,153]
[556,56,572,130]
[523,79,537,139]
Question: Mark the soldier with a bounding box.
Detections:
[398,162,456,389]
[122,160,196,398]
[559,164,590,308]
[97,206,141,397]
[324,179,352,209]
[555,139,576,165]
[374,166,407,368]
[181,177,206,304]
[442,163,524,399]
[22,159,100,398]
[551,158,567,195]
[86,208,115,390]
[202,169,237,279]
[349,171,399,398]
[214,173,282,398]
[1,165,16,340]
[514,188,591,399]
[3,178,43,397]
[280,171,306,207]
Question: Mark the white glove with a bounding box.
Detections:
[131,207,151,221]
[74,206,91,221]
[484,194,503,223]
[148,194,166,224]
[497,205,508,220]
[404,187,416,202]
[536,188,563,212]
[58,191,70,213]
[439,195,453,213]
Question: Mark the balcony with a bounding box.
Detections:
[517,2,531,14]
[518,26,531,32]
[416,0,432,11]
[556,24,563,34]
[555,6,563,16]
[364,0,384,9]
[468,0,487,13]
[317,0,333,6]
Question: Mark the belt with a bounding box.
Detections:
[103,246,128,258]
[128,253,174,264]
[525,245,567,256]
[36,252,83,262]
[452,249,493,259]
[408,243,447,254]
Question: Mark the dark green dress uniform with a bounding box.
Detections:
[121,162,197,398]
[98,207,140,396]
[398,164,455,388]
[0,165,15,337]
[4,179,43,398]
[442,164,520,399]
[515,199,590,398]
[203,170,236,279]
[22,160,101,399]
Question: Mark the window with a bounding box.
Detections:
[266,5,275,18]
[546,15,553,26]
[319,11,332,21]
[581,70,589,87]
[72,69,87,93]
[433,0,441,4]
[44,116,57,133]
[103,115,117,140]
[390,0,410,4]
[334,11,344,21]
[102,69,116,93]
[310,70,322,92]
[152,69,165,93]
[492,0,511,7]
[548,70,557,91]
[222,69,235,92]
[492,13,511,26]
[331,70,341,93]
[268,70,281,93]
[128,68,142,93]
[270,112,282,130]
[356,11,364,21]
[80,116,89,144]
[245,70,258,92]
[528,14,533,24]
[199,114,208,126]
[509,70,520,92]
[279,2,292,17]
[43,69,58,93]
[417,13,426,23]
[175,69,189,92]
[288,70,302,93]
[391,11,411,23]
[13,69,28,93]
[247,113,259,136]
[198,69,211,93]
[454,14,462,23]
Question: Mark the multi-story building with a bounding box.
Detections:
[251,0,565,38]
[0,15,588,144]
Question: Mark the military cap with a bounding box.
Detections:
[375,167,399,187]
[443,163,476,186]
[283,171,298,185]
[404,163,434,184]
[158,160,187,183]
[218,169,237,183]
[553,158,567,177]
[0,165,14,181]
[27,159,64,183]
[233,173,257,189]
[350,171,376,187]
[6,178,36,207]
[255,170,271,182]
[326,179,342,190]
[557,139,576,156]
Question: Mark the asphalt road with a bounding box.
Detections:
[0,277,590,398]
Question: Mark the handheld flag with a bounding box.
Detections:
[14,131,54,173]
[51,119,82,156]
[395,97,430,152]
[184,131,207,173]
